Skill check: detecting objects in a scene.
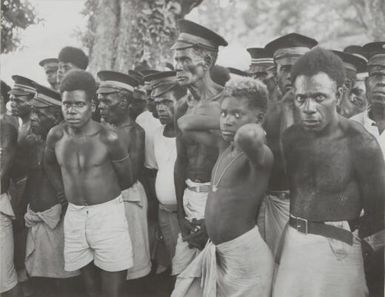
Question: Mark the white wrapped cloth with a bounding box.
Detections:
[25,204,79,278]
[171,226,274,297]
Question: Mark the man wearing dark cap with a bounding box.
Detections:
[247,47,275,93]
[23,83,80,296]
[0,81,20,297]
[39,58,59,91]
[227,67,250,78]
[57,46,89,85]
[332,50,368,119]
[260,33,318,258]
[351,42,385,297]
[144,71,186,274]
[273,48,384,297]
[45,70,133,297]
[97,70,152,283]
[172,19,227,275]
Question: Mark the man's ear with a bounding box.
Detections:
[203,55,212,70]
[336,86,344,106]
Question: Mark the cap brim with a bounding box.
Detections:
[9,89,33,96]
[171,40,194,51]
[97,86,119,94]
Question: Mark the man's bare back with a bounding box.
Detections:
[47,121,128,205]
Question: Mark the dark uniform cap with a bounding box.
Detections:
[362,42,385,67]
[343,45,369,60]
[33,82,61,107]
[331,50,367,75]
[10,75,37,96]
[97,70,139,94]
[172,19,228,51]
[39,58,59,67]
[140,69,160,77]
[128,70,145,85]
[246,48,274,65]
[227,67,250,77]
[144,71,178,98]
[1,80,11,102]
[265,33,318,62]
[58,46,88,70]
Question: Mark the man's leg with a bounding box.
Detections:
[100,270,126,297]
[81,262,100,297]
[1,284,21,297]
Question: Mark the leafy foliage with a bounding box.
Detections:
[1,0,39,53]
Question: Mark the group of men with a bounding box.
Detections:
[0,18,384,297]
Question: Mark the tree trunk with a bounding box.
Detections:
[84,0,203,75]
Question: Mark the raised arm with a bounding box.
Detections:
[235,123,273,169]
[177,101,221,132]
[354,136,385,245]
[44,126,66,205]
[106,129,134,191]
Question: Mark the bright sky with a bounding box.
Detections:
[1,0,250,87]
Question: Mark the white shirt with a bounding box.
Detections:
[153,125,177,205]
[136,110,162,169]
[351,111,385,158]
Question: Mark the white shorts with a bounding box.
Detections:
[64,195,133,272]
[0,193,18,293]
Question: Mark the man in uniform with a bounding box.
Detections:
[39,58,59,91]
[172,19,228,275]
[57,46,88,85]
[45,70,133,297]
[247,47,276,94]
[351,41,385,297]
[260,33,318,258]
[97,70,152,283]
[273,47,384,297]
[332,50,367,119]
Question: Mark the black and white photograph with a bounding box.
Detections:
[1,0,384,296]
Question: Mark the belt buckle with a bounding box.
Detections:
[295,217,308,234]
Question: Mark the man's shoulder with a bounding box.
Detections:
[350,111,366,125]
[47,123,66,143]
[282,124,303,144]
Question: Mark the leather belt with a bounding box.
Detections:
[289,215,354,245]
[187,184,211,193]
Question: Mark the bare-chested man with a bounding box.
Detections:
[260,33,318,257]
[351,41,385,297]
[332,50,367,119]
[97,70,152,284]
[24,83,79,296]
[273,48,385,297]
[171,20,228,275]
[172,77,274,297]
[0,80,20,297]
[45,70,133,297]
[39,58,60,91]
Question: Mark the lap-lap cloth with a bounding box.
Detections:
[172,179,210,276]
[0,192,18,293]
[63,195,133,272]
[171,226,274,297]
[273,223,369,297]
[122,181,152,279]
[258,191,290,258]
[24,203,79,278]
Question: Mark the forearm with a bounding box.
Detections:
[235,124,266,166]
[174,157,187,219]
[178,114,220,132]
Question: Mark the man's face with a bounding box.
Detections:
[9,93,33,117]
[174,48,207,86]
[97,91,125,125]
[44,64,58,88]
[30,106,60,137]
[220,96,260,142]
[294,72,341,133]
[276,61,296,94]
[57,61,78,85]
[62,90,92,128]
[154,92,176,125]
[366,66,385,112]
[339,79,367,118]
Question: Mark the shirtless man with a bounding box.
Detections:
[45,70,133,297]
[332,50,367,119]
[261,33,318,257]
[24,84,79,296]
[97,70,152,284]
[0,81,20,297]
[172,77,274,297]
[273,48,385,297]
[172,19,228,275]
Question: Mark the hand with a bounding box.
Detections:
[235,123,265,150]
[183,219,208,250]
[178,217,194,238]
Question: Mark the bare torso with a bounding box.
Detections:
[205,145,271,244]
[54,123,121,205]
